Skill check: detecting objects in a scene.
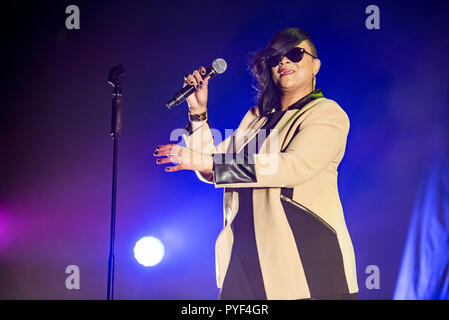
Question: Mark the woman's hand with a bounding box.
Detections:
[154,144,213,173]
[184,66,211,113]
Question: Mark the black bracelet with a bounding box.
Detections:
[189,110,208,122]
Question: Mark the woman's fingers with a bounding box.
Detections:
[184,73,198,89]
[154,144,185,172]
[193,70,204,89]
[165,165,183,172]
[184,67,210,89]
[154,144,210,172]
[154,144,184,163]
[199,66,211,85]
[155,157,172,164]
[154,144,192,162]
[154,144,180,157]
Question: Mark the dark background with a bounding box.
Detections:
[0,0,448,299]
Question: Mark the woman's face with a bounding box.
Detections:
[271,41,320,94]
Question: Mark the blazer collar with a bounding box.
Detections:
[269,88,324,113]
[254,88,325,153]
[288,88,324,110]
[236,89,325,153]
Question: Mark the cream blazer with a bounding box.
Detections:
[182,96,359,299]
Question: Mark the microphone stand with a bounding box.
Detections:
[106,64,125,300]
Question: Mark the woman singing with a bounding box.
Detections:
[154,27,359,300]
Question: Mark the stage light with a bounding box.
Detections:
[134,236,165,267]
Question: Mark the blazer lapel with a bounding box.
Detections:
[228,90,325,155]
[258,98,324,154]
[233,116,268,153]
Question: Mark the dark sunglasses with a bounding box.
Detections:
[266,47,317,68]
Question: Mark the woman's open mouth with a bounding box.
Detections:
[279,69,295,77]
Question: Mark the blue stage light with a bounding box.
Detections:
[134,236,165,267]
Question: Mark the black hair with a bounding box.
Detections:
[249,27,317,116]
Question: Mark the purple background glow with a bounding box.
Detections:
[0,0,448,299]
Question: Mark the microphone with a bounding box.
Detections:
[166,58,227,109]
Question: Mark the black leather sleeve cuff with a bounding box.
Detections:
[212,152,257,185]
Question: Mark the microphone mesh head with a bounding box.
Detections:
[212,58,227,74]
